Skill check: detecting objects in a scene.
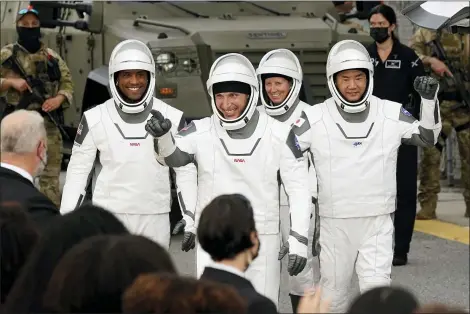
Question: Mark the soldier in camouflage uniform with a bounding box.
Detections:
[0,6,74,208]
[410,28,470,219]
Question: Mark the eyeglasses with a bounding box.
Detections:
[18,7,39,15]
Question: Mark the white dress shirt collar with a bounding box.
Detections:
[1,162,34,183]
[209,262,246,278]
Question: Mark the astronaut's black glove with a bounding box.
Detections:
[278,237,307,276]
[312,198,321,257]
[145,109,172,137]
[172,219,196,252]
[414,76,440,100]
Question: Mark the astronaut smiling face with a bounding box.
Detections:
[117,69,149,102]
[215,92,249,120]
[335,69,368,103]
[264,76,291,105]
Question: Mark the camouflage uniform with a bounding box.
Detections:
[410,28,470,218]
[0,42,74,207]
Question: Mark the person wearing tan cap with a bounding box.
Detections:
[0,5,74,208]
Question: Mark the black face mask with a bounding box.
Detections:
[370,27,390,44]
[17,26,41,53]
[243,235,260,272]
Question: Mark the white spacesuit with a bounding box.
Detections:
[292,40,442,313]
[60,39,184,249]
[145,53,312,308]
[256,48,319,311]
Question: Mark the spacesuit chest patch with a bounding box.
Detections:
[293,117,305,128]
[286,130,303,159]
[401,106,412,117]
[176,121,197,137]
[74,115,89,146]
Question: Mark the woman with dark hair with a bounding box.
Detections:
[123,273,247,314]
[347,286,419,314]
[0,202,40,304]
[42,234,177,313]
[366,4,426,267]
[3,204,129,313]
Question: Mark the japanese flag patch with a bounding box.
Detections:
[401,107,412,117]
[293,117,305,128]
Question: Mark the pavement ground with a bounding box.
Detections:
[59,173,469,312]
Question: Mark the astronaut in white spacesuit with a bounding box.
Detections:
[292,40,442,313]
[60,39,185,249]
[256,48,320,313]
[145,53,311,308]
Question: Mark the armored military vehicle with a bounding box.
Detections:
[1,1,373,155]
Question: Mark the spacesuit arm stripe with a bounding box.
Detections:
[402,127,436,146]
[177,191,195,220]
[289,229,308,246]
[163,147,195,167]
[400,99,441,147]
[285,130,304,159]
[74,115,89,146]
[61,115,98,214]
[75,194,84,209]
[280,135,310,251]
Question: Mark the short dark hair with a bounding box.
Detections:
[42,234,177,313]
[123,273,247,314]
[197,194,256,261]
[3,204,128,313]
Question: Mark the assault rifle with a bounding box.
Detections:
[428,34,470,112]
[8,52,71,140]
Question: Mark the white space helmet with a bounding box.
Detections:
[206,53,259,131]
[256,49,303,116]
[326,40,374,113]
[108,39,156,114]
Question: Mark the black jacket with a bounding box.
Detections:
[0,166,59,230]
[200,266,278,314]
[367,38,425,119]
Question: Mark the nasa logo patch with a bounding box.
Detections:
[401,107,412,117]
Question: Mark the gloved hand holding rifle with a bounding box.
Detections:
[6,52,70,140]
[427,34,470,112]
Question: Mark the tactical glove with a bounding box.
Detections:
[172,218,196,252]
[414,76,439,100]
[145,109,172,138]
[278,235,308,276]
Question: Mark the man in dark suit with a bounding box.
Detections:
[197,194,278,314]
[0,110,59,229]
